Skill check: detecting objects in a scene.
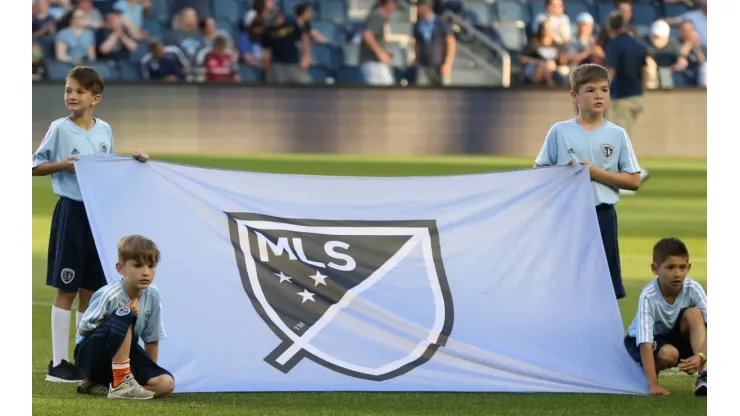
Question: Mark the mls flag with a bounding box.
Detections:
[75,155,647,395]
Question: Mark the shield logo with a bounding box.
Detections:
[225,212,454,381]
[600,144,614,159]
[99,143,108,153]
[60,268,75,284]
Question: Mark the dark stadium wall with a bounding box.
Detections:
[32,83,706,159]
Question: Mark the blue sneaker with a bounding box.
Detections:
[694,371,707,396]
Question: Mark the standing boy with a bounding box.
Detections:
[75,234,175,399]
[534,63,641,300]
[32,66,149,382]
[624,238,707,396]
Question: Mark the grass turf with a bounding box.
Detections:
[32,155,707,415]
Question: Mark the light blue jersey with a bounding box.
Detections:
[77,278,166,345]
[534,119,641,205]
[32,117,115,201]
[626,277,707,346]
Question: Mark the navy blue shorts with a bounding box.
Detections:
[624,308,701,365]
[74,307,172,386]
[596,204,625,299]
[46,197,106,293]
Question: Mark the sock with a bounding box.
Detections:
[112,359,131,388]
[75,310,83,330]
[51,306,72,366]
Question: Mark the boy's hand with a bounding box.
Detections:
[648,384,670,396]
[63,156,79,172]
[580,161,598,177]
[132,150,149,163]
[126,297,140,316]
[678,355,703,374]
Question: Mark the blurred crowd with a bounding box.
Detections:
[31,0,707,88]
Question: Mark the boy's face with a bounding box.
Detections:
[652,255,691,294]
[65,77,100,115]
[571,80,610,115]
[116,259,157,290]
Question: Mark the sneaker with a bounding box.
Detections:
[694,371,707,396]
[45,360,84,383]
[77,379,109,396]
[107,373,155,400]
[619,169,650,196]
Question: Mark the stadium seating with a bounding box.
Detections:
[32,0,706,87]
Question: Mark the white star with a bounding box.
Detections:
[309,270,328,287]
[274,271,293,284]
[297,289,316,303]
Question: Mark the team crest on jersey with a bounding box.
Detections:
[226,212,454,381]
[60,268,75,284]
[116,307,131,316]
[600,144,614,159]
[99,143,108,153]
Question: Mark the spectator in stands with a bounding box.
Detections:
[678,19,706,87]
[77,0,104,30]
[165,8,206,62]
[261,11,311,84]
[531,0,570,45]
[412,0,455,86]
[141,39,188,81]
[667,0,706,49]
[642,20,683,89]
[597,0,636,50]
[565,12,603,68]
[359,0,397,85]
[93,0,117,15]
[34,0,58,39]
[200,17,234,49]
[114,0,150,39]
[244,0,276,27]
[33,43,47,80]
[172,0,209,19]
[603,11,646,137]
[295,2,328,44]
[238,17,265,68]
[55,8,97,64]
[49,0,73,20]
[203,35,240,83]
[520,20,567,86]
[96,10,138,64]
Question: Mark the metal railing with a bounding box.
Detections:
[441,11,511,88]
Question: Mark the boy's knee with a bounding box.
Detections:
[656,345,679,367]
[149,375,175,397]
[682,307,704,323]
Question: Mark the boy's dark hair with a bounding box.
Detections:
[607,10,626,32]
[295,2,311,17]
[569,63,610,92]
[652,237,690,265]
[118,234,161,266]
[66,66,104,95]
[213,35,227,49]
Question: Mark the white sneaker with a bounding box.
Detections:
[107,373,155,400]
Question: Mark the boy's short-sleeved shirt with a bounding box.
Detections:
[534,118,641,205]
[626,277,707,346]
[32,117,115,202]
[77,278,166,345]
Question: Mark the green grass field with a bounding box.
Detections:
[32,154,707,416]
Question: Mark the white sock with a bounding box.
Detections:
[51,306,72,366]
[75,310,83,330]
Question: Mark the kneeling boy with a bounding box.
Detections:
[74,235,175,399]
[624,237,707,396]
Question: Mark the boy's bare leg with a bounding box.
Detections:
[107,324,155,400]
[144,375,176,398]
[680,307,708,372]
